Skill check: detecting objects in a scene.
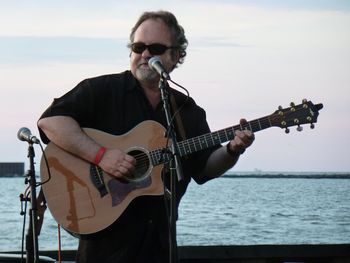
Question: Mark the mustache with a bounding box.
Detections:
[137,59,150,66]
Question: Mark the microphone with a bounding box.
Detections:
[17,127,40,144]
[148,56,170,80]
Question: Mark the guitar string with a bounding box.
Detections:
[131,105,312,178]
[127,149,166,174]
[132,104,308,164]
[111,107,310,176]
[176,117,271,155]
[123,117,273,175]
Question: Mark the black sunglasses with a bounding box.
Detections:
[130,42,176,55]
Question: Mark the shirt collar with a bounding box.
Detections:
[124,70,141,92]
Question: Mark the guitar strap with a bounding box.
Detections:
[170,94,187,141]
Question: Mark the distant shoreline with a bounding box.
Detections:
[0,175,24,178]
[224,172,350,179]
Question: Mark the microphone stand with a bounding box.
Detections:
[158,78,184,263]
[24,142,40,263]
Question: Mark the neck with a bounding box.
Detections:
[140,81,161,109]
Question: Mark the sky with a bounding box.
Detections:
[0,0,349,173]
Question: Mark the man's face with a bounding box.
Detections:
[130,18,178,84]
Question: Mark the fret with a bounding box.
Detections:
[150,151,156,165]
[267,116,272,127]
[189,137,197,153]
[183,141,191,155]
[220,130,228,141]
[209,133,215,147]
[203,137,209,148]
[257,119,262,130]
[194,136,203,151]
[212,131,220,145]
[150,149,160,166]
[192,137,198,152]
[200,136,208,149]
[250,121,259,132]
[178,141,185,156]
[224,128,229,141]
[260,117,271,130]
[151,148,172,166]
[218,131,224,142]
[226,127,235,141]
[248,121,252,131]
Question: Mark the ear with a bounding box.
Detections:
[174,49,180,63]
[170,49,180,70]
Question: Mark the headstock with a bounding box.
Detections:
[270,99,323,133]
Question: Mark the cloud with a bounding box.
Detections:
[0,35,251,66]
[190,37,250,48]
[193,0,350,11]
[0,1,349,171]
[0,36,128,65]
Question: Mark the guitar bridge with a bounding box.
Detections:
[90,165,108,198]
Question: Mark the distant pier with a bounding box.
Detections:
[0,162,24,177]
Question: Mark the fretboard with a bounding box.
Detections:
[150,115,272,166]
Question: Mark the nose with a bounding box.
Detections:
[141,47,152,58]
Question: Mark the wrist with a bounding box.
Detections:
[93,146,106,165]
[226,143,245,157]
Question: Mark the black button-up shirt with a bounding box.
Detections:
[39,70,219,262]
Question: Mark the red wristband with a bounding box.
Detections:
[93,146,106,165]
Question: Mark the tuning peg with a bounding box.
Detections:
[297,125,303,132]
[285,128,290,134]
[290,102,295,107]
[278,105,283,110]
[302,98,307,103]
[310,123,315,129]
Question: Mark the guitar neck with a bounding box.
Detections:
[150,115,271,166]
[177,115,271,156]
[148,99,323,166]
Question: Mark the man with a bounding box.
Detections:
[38,10,254,263]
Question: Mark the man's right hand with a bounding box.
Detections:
[99,148,136,178]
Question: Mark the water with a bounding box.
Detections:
[0,176,349,252]
[178,176,350,245]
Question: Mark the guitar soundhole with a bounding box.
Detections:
[123,147,152,182]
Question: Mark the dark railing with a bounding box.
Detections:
[1,244,350,263]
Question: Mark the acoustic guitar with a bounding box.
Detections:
[40,99,323,234]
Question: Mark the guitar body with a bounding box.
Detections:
[40,120,167,234]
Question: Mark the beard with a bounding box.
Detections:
[135,66,159,83]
